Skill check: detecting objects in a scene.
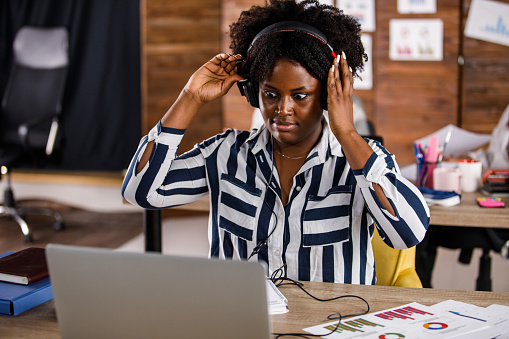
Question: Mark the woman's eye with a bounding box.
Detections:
[294,93,308,100]
[264,91,278,99]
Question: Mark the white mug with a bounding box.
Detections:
[457,159,482,192]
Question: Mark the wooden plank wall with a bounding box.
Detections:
[461,0,509,134]
[374,0,460,164]
[141,0,222,154]
[220,0,265,130]
[142,0,508,164]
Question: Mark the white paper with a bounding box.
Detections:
[465,0,509,47]
[353,34,373,90]
[266,279,288,314]
[304,302,489,338]
[389,19,443,61]
[337,0,376,32]
[430,301,509,339]
[398,0,437,14]
[415,124,492,158]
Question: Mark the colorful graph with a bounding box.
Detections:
[324,318,384,333]
[379,334,405,339]
[423,322,449,330]
[375,305,433,321]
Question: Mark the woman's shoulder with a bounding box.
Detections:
[198,128,254,150]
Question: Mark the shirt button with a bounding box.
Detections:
[296,186,302,192]
[275,250,281,257]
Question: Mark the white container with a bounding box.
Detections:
[457,159,482,192]
[433,167,462,193]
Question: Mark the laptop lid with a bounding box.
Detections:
[46,244,271,339]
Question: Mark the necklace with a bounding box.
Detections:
[274,147,308,160]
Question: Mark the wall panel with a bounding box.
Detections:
[461,0,509,134]
[142,0,508,166]
[141,0,222,154]
[374,0,460,164]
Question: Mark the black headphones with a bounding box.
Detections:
[236,21,338,108]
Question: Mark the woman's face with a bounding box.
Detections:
[259,58,324,151]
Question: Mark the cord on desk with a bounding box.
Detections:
[269,265,370,339]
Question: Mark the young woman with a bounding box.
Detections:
[122,0,429,284]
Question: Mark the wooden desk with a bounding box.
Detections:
[143,191,509,254]
[1,283,508,338]
[429,191,509,228]
[168,191,509,229]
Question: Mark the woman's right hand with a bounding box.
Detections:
[183,53,244,105]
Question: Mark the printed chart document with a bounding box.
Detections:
[266,279,288,314]
[303,302,492,338]
[429,300,509,339]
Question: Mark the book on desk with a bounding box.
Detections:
[0,249,53,317]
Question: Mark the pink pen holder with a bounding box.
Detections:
[417,161,439,189]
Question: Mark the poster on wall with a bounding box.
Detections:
[337,0,376,32]
[397,0,437,14]
[465,0,509,47]
[354,34,373,90]
[389,19,443,61]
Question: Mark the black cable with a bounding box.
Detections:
[270,265,370,338]
[248,139,371,337]
[248,136,278,260]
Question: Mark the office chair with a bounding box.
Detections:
[0,26,69,242]
[416,225,509,291]
[372,227,423,288]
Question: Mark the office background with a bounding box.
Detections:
[1,0,508,292]
[0,0,141,171]
[144,0,509,165]
[1,0,508,169]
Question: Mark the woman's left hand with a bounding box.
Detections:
[326,52,356,141]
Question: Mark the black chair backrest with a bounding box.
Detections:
[1,26,69,149]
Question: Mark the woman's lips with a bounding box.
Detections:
[273,120,297,131]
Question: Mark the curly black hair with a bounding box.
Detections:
[229,0,367,99]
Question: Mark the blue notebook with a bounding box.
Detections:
[0,252,53,317]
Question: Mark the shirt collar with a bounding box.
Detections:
[247,116,345,165]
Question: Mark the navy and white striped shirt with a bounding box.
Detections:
[122,119,429,284]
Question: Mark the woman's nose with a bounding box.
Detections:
[276,96,293,115]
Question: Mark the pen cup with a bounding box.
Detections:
[417,161,439,189]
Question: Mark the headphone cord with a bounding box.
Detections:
[248,135,278,260]
[270,265,370,338]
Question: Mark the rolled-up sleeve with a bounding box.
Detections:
[121,121,208,209]
[353,142,430,249]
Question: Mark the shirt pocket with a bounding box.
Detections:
[218,173,262,241]
[302,185,352,247]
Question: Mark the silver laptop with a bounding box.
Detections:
[46,244,271,339]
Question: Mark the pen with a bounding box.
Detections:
[448,311,487,322]
[413,143,423,162]
[439,126,453,162]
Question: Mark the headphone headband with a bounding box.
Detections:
[248,21,337,58]
[237,21,337,108]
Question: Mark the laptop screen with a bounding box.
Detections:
[46,244,271,339]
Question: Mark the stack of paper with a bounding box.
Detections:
[303,301,509,338]
[266,279,288,315]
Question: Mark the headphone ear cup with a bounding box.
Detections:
[321,82,328,110]
[236,59,260,108]
[237,79,259,108]
[243,80,259,108]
